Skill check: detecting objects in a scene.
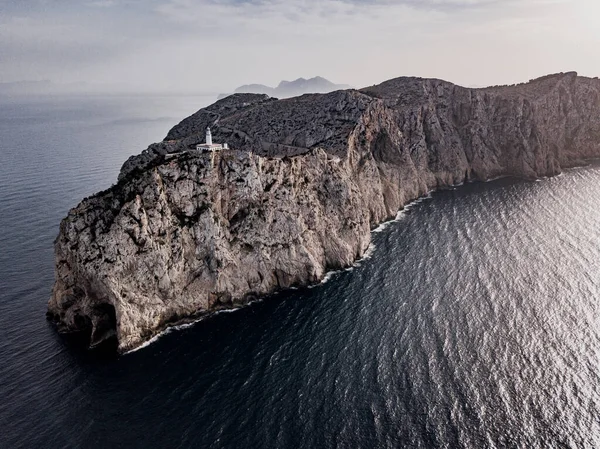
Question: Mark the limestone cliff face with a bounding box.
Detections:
[48,73,600,352]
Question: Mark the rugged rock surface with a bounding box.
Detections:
[48,72,600,352]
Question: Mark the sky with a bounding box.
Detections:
[0,0,599,94]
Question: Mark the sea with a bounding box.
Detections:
[0,94,599,449]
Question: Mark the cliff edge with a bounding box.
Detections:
[47,73,600,352]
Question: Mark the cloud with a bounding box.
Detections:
[154,0,491,24]
[87,0,117,7]
[0,0,597,94]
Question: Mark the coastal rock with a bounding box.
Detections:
[48,73,600,352]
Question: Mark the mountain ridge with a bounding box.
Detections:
[47,72,600,353]
[217,76,352,99]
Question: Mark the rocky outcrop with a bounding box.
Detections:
[48,72,600,352]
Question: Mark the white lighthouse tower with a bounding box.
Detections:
[196,127,227,152]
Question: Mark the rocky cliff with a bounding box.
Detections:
[47,72,600,353]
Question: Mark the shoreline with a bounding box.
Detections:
[124,193,433,354]
[120,162,598,355]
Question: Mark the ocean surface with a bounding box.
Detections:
[1,95,599,449]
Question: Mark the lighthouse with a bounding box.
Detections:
[196,127,227,152]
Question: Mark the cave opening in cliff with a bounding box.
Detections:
[89,303,118,354]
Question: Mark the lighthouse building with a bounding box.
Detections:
[196,128,228,152]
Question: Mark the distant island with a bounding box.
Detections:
[47,72,600,353]
[218,76,351,99]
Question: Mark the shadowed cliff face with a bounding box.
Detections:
[48,73,600,352]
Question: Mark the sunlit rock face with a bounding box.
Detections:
[48,72,600,352]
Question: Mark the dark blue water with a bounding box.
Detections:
[1,95,600,448]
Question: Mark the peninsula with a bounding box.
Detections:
[47,73,600,353]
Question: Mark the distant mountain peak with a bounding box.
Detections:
[221,76,352,100]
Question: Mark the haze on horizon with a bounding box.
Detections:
[0,0,598,94]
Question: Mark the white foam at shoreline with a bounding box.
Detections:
[124,307,248,355]
[125,321,198,354]
[315,193,435,286]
